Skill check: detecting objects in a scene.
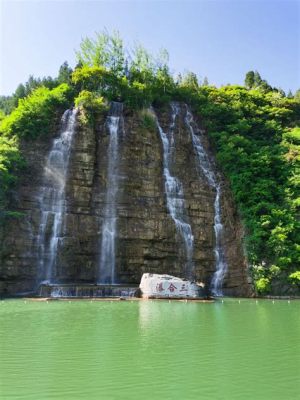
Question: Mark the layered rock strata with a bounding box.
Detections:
[0,104,252,296]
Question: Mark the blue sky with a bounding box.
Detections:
[0,0,299,95]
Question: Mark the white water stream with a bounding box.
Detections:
[37,108,77,283]
[98,102,123,284]
[154,103,194,279]
[185,106,227,295]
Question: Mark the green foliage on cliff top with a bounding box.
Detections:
[74,90,106,111]
[0,62,73,116]
[74,90,108,124]
[73,32,175,109]
[0,84,72,221]
[0,84,72,139]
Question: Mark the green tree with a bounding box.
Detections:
[76,30,126,77]
[57,62,73,85]
[254,71,262,87]
[0,84,72,139]
[130,44,156,85]
[0,110,5,122]
[245,71,255,88]
[294,89,300,102]
[14,84,26,101]
[202,76,209,86]
[0,96,15,115]
[180,71,199,90]
[76,32,109,67]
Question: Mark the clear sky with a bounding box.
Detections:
[0,0,299,96]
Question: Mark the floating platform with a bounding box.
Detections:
[39,283,139,298]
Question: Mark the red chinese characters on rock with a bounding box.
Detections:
[180,284,188,292]
[167,283,177,293]
[156,282,164,292]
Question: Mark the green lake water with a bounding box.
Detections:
[0,298,300,400]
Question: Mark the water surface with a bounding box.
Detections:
[1,299,299,400]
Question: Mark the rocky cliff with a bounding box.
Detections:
[0,103,252,296]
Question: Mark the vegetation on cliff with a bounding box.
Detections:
[0,31,299,293]
[196,86,300,293]
[0,84,72,221]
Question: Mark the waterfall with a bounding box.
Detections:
[153,103,194,279]
[98,102,123,284]
[36,108,78,284]
[185,106,227,296]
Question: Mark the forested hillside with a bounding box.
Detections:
[0,32,299,294]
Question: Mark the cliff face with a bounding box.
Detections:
[0,104,252,296]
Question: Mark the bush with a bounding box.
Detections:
[283,127,300,145]
[0,84,73,223]
[139,109,156,131]
[289,271,300,286]
[74,90,108,125]
[74,90,106,111]
[255,277,271,294]
[0,84,72,139]
[0,135,24,222]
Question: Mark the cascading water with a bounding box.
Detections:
[36,108,78,284]
[98,102,123,284]
[153,103,194,279]
[185,106,227,296]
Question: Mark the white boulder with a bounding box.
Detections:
[139,273,203,299]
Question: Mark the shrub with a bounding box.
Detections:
[255,277,271,294]
[283,127,300,145]
[0,84,72,139]
[0,135,24,222]
[139,109,156,131]
[0,84,73,223]
[288,271,300,286]
[74,90,106,111]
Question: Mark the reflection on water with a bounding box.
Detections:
[138,300,195,330]
[0,299,300,400]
